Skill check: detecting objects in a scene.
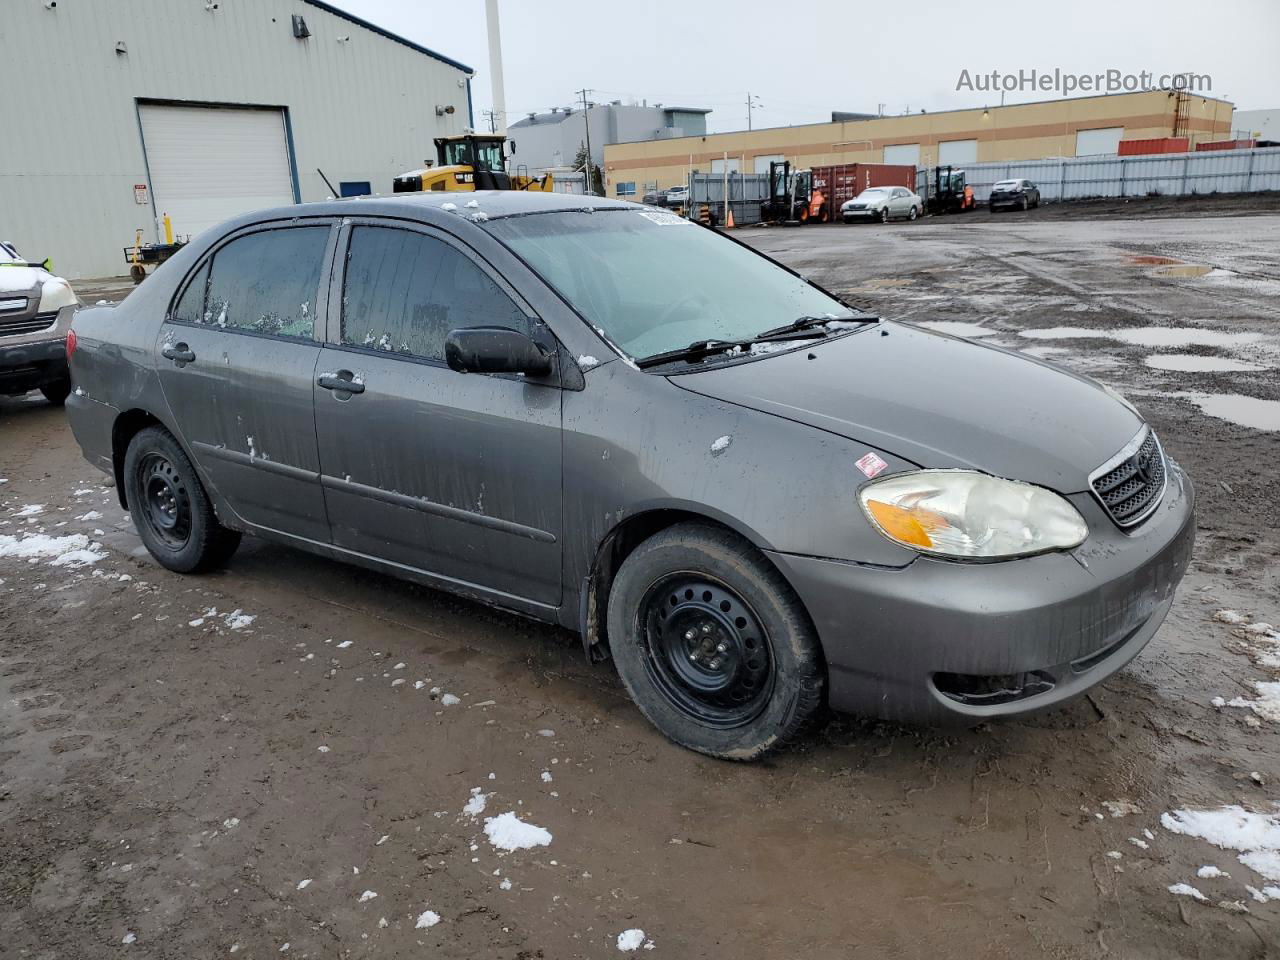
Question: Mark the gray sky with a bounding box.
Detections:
[343,0,1279,133]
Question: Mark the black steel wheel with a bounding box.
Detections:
[124,425,240,573]
[607,522,825,760]
[639,573,774,728]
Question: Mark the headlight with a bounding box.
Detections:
[858,470,1088,560]
[38,277,78,313]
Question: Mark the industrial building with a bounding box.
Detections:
[1233,108,1280,142]
[603,90,1235,200]
[1,0,473,279]
[507,102,710,181]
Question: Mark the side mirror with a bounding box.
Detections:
[506,139,516,156]
[445,326,553,376]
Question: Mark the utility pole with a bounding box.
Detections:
[577,88,595,194]
[746,92,762,130]
[484,0,507,136]
[481,110,497,134]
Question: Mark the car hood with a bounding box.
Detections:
[0,266,49,294]
[670,322,1143,493]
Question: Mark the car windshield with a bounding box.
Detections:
[0,243,21,264]
[857,189,890,199]
[485,209,852,361]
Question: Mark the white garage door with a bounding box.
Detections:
[1075,127,1124,156]
[753,154,785,174]
[883,143,920,166]
[139,103,296,242]
[938,139,978,165]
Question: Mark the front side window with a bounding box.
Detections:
[341,226,530,361]
[199,226,328,338]
[485,210,851,361]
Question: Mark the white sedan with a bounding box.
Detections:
[1,241,79,404]
[841,186,923,224]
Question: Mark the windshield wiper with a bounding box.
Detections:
[753,313,880,340]
[635,338,750,369]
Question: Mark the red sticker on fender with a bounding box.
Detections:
[856,452,888,479]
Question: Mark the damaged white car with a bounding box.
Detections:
[0,240,78,404]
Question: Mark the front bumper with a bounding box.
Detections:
[842,207,883,220]
[766,460,1196,725]
[0,336,68,393]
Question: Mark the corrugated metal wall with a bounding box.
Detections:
[954,147,1280,203]
[0,0,470,278]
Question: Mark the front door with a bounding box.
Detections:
[314,221,563,610]
[155,221,335,544]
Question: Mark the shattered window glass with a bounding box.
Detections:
[340,226,530,362]
[202,227,328,338]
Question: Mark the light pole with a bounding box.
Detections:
[577,88,595,194]
[746,93,763,131]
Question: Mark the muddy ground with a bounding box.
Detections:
[2,210,1279,959]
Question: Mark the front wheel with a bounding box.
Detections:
[908,205,919,221]
[124,426,241,573]
[40,378,71,406]
[606,523,825,760]
[878,208,890,224]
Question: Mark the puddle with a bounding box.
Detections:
[1144,354,1268,373]
[1152,264,1214,278]
[913,321,999,338]
[1019,326,1265,349]
[1126,254,1183,266]
[1177,393,1280,431]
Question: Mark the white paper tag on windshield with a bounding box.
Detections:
[637,210,691,226]
[856,452,888,479]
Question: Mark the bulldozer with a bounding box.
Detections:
[393,134,553,193]
[759,161,828,225]
[924,165,976,215]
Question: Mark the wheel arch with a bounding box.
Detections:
[578,506,800,662]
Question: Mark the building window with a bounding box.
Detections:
[616,181,636,197]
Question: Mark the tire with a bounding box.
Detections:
[878,207,889,224]
[1021,197,1029,211]
[606,522,824,761]
[908,205,919,221]
[124,425,240,573]
[40,378,71,406]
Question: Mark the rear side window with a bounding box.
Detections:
[196,226,329,338]
[172,261,209,324]
[340,225,530,361]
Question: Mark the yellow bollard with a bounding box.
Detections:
[163,213,173,245]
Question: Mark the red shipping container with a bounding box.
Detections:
[810,163,916,216]
[1195,139,1256,151]
[1117,137,1190,156]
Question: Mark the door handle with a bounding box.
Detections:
[162,343,196,365]
[317,371,365,394]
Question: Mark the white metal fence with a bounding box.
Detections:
[940,146,1280,203]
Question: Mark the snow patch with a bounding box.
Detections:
[415,910,441,929]
[462,788,488,818]
[1162,805,1280,882]
[709,435,732,456]
[1168,883,1207,901]
[1101,800,1142,818]
[296,878,313,890]
[1197,865,1229,879]
[358,890,378,903]
[577,355,600,370]
[483,811,552,851]
[616,928,650,952]
[77,510,103,521]
[441,693,460,706]
[14,504,43,517]
[223,610,255,630]
[0,532,104,568]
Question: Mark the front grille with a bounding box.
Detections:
[1091,428,1166,527]
[0,296,29,313]
[0,313,57,338]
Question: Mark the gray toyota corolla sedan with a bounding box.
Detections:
[65,192,1195,760]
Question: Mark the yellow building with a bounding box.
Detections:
[603,91,1234,198]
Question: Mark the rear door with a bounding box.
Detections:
[314,220,563,610]
[156,221,336,543]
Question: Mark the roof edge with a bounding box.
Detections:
[303,0,473,73]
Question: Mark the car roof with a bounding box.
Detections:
[201,191,638,244]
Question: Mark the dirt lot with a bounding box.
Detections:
[3,204,1279,959]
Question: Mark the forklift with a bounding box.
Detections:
[393,134,553,193]
[759,161,829,224]
[924,165,976,215]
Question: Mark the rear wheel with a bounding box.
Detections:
[124,426,240,573]
[40,378,71,406]
[606,523,824,760]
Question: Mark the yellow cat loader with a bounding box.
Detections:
[393,134,553,193]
